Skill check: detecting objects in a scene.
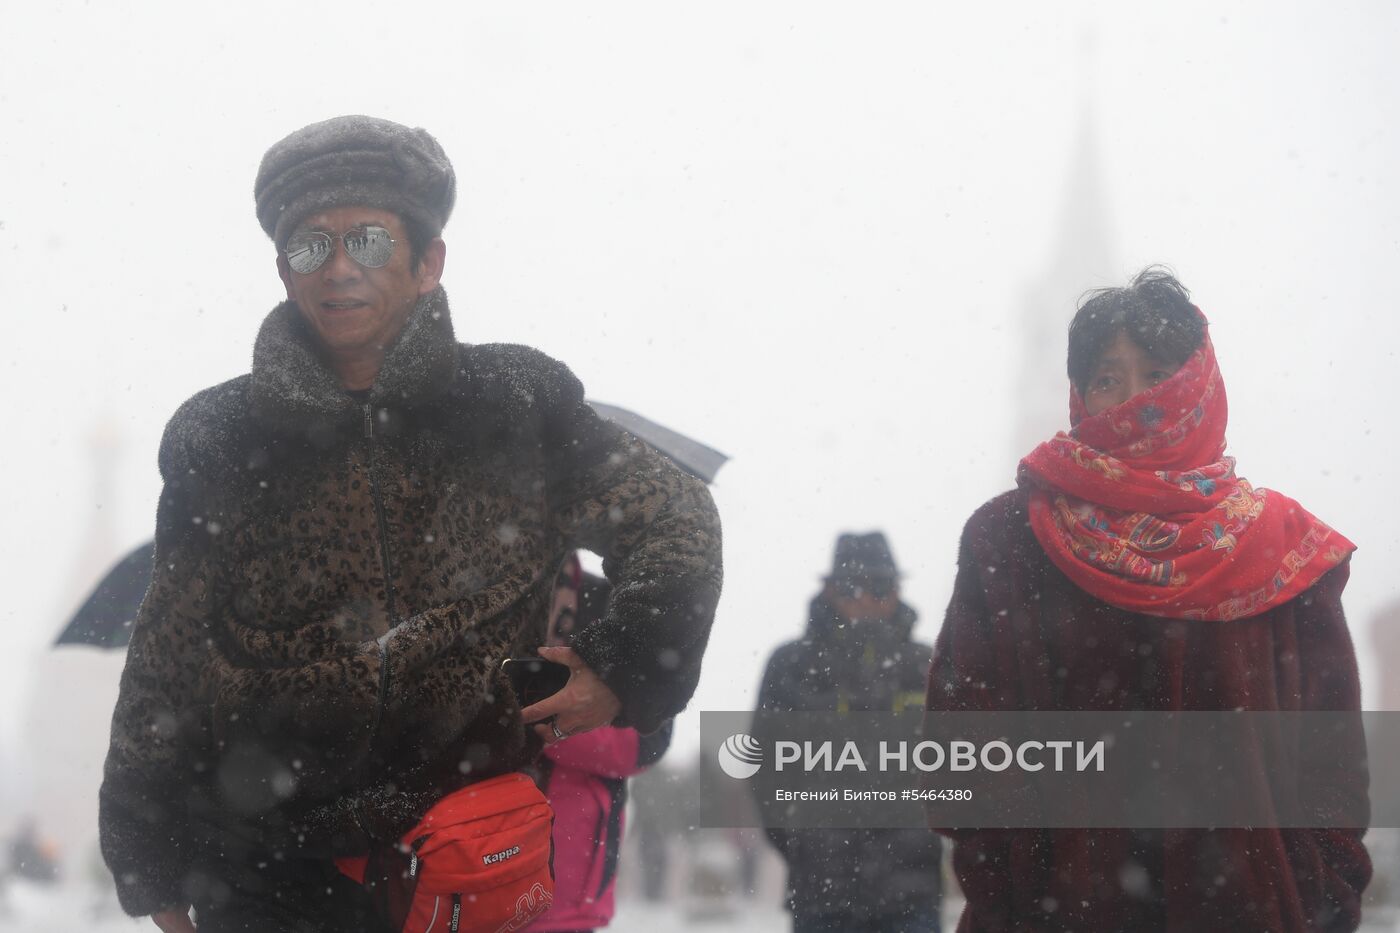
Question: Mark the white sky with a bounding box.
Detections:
[2,1,1398,845]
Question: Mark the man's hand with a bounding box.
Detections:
[518,646,622,744]
[152,906,196,933]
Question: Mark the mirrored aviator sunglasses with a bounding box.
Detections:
[284,226,396,275]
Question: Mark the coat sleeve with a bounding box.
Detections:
[924,507,1036,929]
[636,717,674,768]
[756,643,798,715]
[925,505,1025,714]
[753,645,797,859]
[99,423,217,917]
[539,360,723,735]
[1285,559,1372,931]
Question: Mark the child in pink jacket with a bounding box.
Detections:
[530,556,672,933]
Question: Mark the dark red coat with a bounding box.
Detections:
[925,490,1370,932]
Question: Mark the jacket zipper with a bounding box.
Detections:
[364,402,399,750]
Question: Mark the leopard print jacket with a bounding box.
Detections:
[99,287,722,917]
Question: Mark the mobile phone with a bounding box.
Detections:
[501,657,572,711]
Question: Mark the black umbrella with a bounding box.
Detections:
[587,401,728,484]
[53,541,154,649]
[53,402,725,650]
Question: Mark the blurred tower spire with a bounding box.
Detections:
[1011,27,1120,462]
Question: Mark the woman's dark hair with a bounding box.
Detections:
[1067,265,1204,394]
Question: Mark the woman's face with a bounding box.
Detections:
[1082,330,1181,417]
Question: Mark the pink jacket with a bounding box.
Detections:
[528,724,669,931]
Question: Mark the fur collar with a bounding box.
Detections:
[249,286,458,431]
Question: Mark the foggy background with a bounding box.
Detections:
[2,0,1398,918]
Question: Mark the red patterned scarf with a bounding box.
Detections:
[1016,311,1353,621]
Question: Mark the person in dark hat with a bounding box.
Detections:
[754,532,943,933]
[98,115,722,933]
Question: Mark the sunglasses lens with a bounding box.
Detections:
[344,226,394,268]
[284,227,394,274]
[285,233,332,275]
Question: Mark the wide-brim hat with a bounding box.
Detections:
[823,531,902,582]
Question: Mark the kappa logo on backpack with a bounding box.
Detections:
[337,773,556,933]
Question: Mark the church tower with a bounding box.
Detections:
[1011,36,1120,461]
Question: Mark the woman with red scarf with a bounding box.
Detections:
[925,268,1370,931]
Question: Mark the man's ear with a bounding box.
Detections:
[276,253,295,299]
[415,237,447,295]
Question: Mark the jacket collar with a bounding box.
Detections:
[805,594,917,644]
[249,286,458,431]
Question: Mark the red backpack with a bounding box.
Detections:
[337,773,555,933]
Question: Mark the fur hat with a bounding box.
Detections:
[254,115,456,247]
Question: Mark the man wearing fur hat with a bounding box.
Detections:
[99,116,722,933]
